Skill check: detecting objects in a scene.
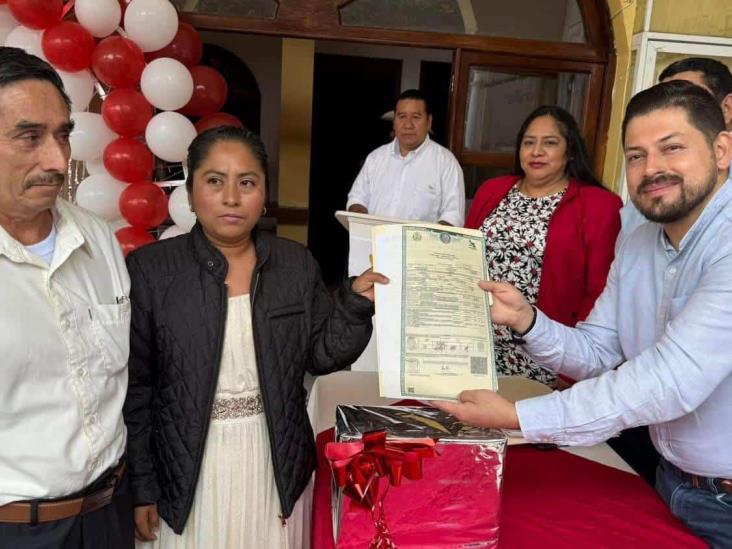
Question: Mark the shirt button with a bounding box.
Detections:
[89,414,97,425]
[669,267,677,275]
[207,260,215,269]
[76,367,85,378]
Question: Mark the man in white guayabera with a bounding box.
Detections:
[347,88,465,227]
[0,47,133,548]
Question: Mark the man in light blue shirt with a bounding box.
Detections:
[618,57,732,246]
[437,81,732,546]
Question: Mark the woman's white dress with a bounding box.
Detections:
[140,294,310,549]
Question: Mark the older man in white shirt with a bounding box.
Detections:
[0,48,133,547]
[347,89,465,226]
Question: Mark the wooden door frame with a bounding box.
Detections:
[182,1,611,60]
[449,50,608,175]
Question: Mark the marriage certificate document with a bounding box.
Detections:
[372,224,497,400]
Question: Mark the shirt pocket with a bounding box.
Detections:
[89,301,131,375]
[417,177,440,203]
[414,178,441,220]
[419,178,439,195]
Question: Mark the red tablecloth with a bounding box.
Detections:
[312,429,706,548]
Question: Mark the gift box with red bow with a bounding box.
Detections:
[326,405,507,548]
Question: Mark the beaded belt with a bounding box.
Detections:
[211,394,264,420]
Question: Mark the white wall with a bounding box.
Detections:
[199,31,282,198]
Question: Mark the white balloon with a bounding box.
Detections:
[0,7,19,45]
[75,174,127,221]
[85,157,109,176]
[124,0,178,52]
[145,111,196,163]
[140,58,193,111]
[168,185,196,231]
[108,217,131,232]
[58,69,95,112]
[75,0,121,38]
[159,225,187,239]
[70,112,116,161]
[5,26,46,61]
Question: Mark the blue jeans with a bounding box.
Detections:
[655,458,732,548]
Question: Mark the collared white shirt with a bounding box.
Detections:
[517,178,732,478]
[0,198,130,505]
[346,136,465,226]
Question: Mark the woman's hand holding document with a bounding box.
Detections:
[372,224,498,400]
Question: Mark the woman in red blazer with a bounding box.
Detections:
[466,106,622,386]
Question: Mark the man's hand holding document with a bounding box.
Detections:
[372,223,498,400]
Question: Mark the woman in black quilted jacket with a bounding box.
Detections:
[124,126,387,548]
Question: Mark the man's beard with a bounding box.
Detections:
[631,170,717,224]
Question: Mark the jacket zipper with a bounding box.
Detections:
[249,269,290,522]
[181,278,229,526]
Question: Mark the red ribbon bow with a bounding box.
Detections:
[325,430,437,548]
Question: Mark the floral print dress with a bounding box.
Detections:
[480,184,565,385]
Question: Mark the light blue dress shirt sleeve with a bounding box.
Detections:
[516,205,732,454]
[514,261,625,382]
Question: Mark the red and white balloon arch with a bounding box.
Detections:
[0,0,245,255]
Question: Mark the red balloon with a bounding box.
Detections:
[103,137,154,183]
[119,182,168,229]
[8,0,63,30]
[115,226,155,257]
[195,112,244,134]
[102,89,154,138]
[146,22,203,67]
[92,36,146,89]
[42,22,95,72]
[178,66,228,117]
